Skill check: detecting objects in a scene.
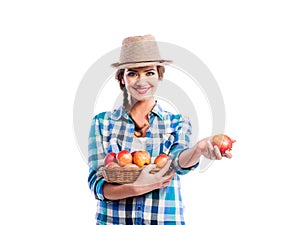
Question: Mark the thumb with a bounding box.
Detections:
[156,159,172,176]
[142,164,157,173]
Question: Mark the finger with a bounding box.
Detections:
[223,150,233,159]
[206,140,215,159]
[207,140,214,151]
[207,140,220,159]
[162,169,175,179]
[142,164,157,173]
[156,159,172,177]
[161,179,172,188]
[161,172,175,187]
[214,145,222,160]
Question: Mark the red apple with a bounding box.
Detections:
[133,150,151,167]
[212,134,236,154]
[154,154,169,168]
[105,161,120,168]
[117,150,133,167]
[131,151,136,158]
[104,152,117,166]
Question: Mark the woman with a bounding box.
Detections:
[88,35,232,225]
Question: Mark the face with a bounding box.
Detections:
[122,66,160,102]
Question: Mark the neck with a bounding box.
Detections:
[128,98,155,138]
[129,98,156,117]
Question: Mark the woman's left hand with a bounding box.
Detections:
[197,137,233,160]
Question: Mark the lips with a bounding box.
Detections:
[135,87,150,94]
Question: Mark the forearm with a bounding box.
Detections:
[102,163,175,200]
[178,142,203,168]
[102,182,155,200]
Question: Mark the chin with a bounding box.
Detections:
[132,95,154,102]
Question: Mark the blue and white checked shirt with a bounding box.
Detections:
[88,102,198,225]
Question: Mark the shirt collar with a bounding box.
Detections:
[110,106,128,120]
[110,101,164,121]
[151,101,164,120]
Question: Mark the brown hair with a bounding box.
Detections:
[115,66,165,108]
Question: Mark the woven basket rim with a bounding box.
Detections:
[101,166,161,172]
[101,166,143,171]
[100,166,161,184]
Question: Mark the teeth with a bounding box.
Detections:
[136,87,149,94]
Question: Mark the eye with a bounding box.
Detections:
[146,71,156,76]
[127,72,137,77]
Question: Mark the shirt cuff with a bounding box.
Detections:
[95,178,107,201]
[173,154,199,175]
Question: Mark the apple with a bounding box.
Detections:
[104,152,117,166]
[133,150,151,167]
[105,161,120,168]
[117,150,133,167]
[131,151,136,158]
[124,163,139,169]
[212,134,236,154]
[154,154,169,168]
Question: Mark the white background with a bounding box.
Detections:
[1,0,299,224]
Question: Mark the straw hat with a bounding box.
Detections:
[111,34,172,69]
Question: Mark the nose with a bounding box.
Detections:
[135,75,148,85]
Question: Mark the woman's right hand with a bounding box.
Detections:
[133,160,175,191]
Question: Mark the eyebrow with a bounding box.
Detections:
[127,69,138,72]
[127,69,155,72]
[144,69,155,72]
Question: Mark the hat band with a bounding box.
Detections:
[117,60,166,66]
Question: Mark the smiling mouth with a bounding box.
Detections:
[135,87,151,94]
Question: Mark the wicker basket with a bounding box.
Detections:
[101,166,160,184]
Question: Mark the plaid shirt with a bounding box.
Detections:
[88,102,198,225]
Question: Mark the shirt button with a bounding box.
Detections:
[137,206,141,210]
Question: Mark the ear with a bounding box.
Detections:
[121,78,125,85]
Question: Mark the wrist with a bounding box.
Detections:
[131,182,156,196]
[197,138,209,155]
[124,183,139,197]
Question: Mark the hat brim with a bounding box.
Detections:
[111,60,172,69]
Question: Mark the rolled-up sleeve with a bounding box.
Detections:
[88,115,107,201]
[88,168,106,200]
[170,115,199,175]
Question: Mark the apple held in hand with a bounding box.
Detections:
[212,134,236,154]
[154,154,169,168]
[104,152,117,166]
[133,150,151,167]
[117,150,133,167]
